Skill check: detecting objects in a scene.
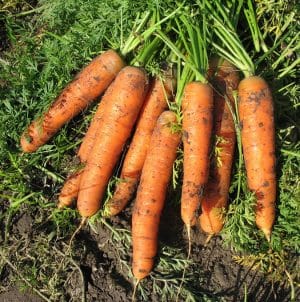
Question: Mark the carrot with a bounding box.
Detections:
[132,110,180,281]
[238,76,276,241]
[20,49,125,153]
[199,58,239,237]
[205,1,277,241]
[57,95,108,208]
[181,82,214,229]
[104,75,174,216]
[58,169,83,209]
[77,66,148,217]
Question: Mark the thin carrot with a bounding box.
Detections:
[238,76,276,241]
[104,74,174,216]
[199,58,239,237]
[77,66,148,218]
[20,49,125,153]
[181,82,214,229]
[58,169,83,209]
[57,95,108,208]
[132,110,181,281]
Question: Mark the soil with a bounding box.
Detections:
[0,201,293,302]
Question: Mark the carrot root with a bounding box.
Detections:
[132,111,181,280]
[238,76,276,238]
[21,49,125,153]
[77,66,149,218]
[58,169,83,208]
[181,82,214,227]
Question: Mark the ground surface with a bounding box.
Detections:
[0,202,293,302]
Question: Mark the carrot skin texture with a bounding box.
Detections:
[105,77,174,216]
[77,66,149,217]
[20,49,125,153]
[57,95,108,208]
[77,95,108,163]
[238,76,276,239]
[199,59,239,235]
[132,111,181,280]
[181,82,214,227]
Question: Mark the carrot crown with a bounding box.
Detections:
[204,0,255,78]
[154,6,211,113]
[119,6,183,60]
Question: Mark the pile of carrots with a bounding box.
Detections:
[20,5,276,285]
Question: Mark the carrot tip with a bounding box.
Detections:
[132,279,140,302]
[261,228,271,242]
[57,202,65,209]
[204,234,213,246]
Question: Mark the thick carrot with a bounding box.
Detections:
[238,76,276,241]
[20,49,125,153]
[181,82,214,229]
[132,110,180,281]
[77,66,148,217]
[104,75,174,216]
[199,58,239,236]
[57,95,108,208]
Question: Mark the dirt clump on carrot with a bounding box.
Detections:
[104,74,175,216]
[238,76,276,241]
[132,110,181,281]
[77,66,149,218]
[20,49,125,153]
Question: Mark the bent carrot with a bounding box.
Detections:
[199,58,239,237]
[77,66,148,217]
[20,49,125,153]
[238,76,276,241]
[57,95,108,208]
[181,82,214,229]
[104,75,174,216]
[132,110,180,281]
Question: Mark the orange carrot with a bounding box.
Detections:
[199,58,239,237]
[57,169,83,209]
[20,49,125,153]
[132,110,180,281]
[238,76,276,241]
[77,66,148,217]
[57,95,108,208]
[104,75,174,216]
[181,82,214,230]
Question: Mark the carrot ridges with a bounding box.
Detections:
[181,82,214,228]
[20,49,125,153]
[77,66,149,218]
[132,111,180,281]
[238,76,276,240]
[104,76,174,216]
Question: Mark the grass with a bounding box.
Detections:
[0,0,299,301]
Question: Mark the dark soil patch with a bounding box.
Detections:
[0,288,42,302]
[65,204,292,301]
[0,18,9,53]
[0,195,294,302]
